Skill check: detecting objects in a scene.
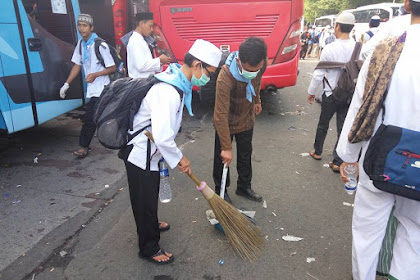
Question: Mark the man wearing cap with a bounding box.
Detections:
[213,37,267,203]
[127,12,171,79]
[362,15,381,43]
[59,14,116,158]
[124,39,221,264]
[307,13,360,172]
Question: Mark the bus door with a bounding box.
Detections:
[19,0,84,126]
[0,0,36,133]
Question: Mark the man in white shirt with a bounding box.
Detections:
[307,13,358,172]
[362,15,381,43]
[127,12,171,79]
[59,14,116,158]
[337,0,420,279]
[123,39,222,264]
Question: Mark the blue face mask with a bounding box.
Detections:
[239,59,260,80]
[191,64,210,87]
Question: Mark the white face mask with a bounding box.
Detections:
[238,59,260,80]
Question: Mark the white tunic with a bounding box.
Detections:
[127,31,161,78]
[337,24,420,280]
[308,39,359,97]
[127,82,184,171]
[71,40,115,98]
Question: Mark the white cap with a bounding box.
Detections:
[371,15,381,20]
[325,25,331,30]
[336,13,355,25]
[188,39,222,68]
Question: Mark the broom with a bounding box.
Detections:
[144,131,264,261]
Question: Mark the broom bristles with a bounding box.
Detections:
[207,194,264,261]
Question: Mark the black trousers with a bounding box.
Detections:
[313,93,349,165]
[213,128,253,193]
[79,97,98,148]
[124,160,160,257]
[300,43,308,59]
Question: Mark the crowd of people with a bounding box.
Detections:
[57,0,419,278]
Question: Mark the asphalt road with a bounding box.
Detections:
[0,57,356,280]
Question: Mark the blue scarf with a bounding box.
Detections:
[154,64,194,116]
[226,51,256,103]
[82,33,98,64]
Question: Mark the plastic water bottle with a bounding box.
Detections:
[344,164,358,195]
[159,158,172,203]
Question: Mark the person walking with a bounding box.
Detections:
[59,14,116,158]
[213,37,267,203]
[362,15,381,43]
[307,13,359,172]
[337,1,420,279]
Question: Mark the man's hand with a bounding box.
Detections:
[254,103,262,115]
[59,83,69,99]
[221,150,233,167]
[307,94,315,105]
[178,156,191,175]
[340,162,359,183]
[85,73,97,83]
[159,54,171,65]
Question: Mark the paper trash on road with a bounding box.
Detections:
[300,153,310,157]
[282,235,304,242]
[343,202,354,207]
[306,257,316,263]
[323,163,330,168]
[262,200,267,208]
[59,250,67,257]
[33,157,38,164]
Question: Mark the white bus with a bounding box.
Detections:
[314,15,337,32]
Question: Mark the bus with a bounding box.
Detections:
[0,0,84,134]
[90,0,303,93]
[314,14,337,33]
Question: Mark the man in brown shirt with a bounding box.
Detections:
[213,37,267,202]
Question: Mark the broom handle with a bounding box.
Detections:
[144,131,203,186]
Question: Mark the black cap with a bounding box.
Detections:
[136,12,153,21]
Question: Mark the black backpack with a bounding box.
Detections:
[315,42,363,104]
[79,37,126,81]
[93,76,182,150]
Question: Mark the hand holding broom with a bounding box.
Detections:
[144,131,264,261]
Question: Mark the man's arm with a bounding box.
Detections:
[85,65,117,83]
[253,66,264,115]
[213,68,234,165]
[307,48,329,104]
[65,64,81,84]
[86,43,117,83]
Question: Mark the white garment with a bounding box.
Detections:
[337,24,420,280]
[362,14,411,59]
[127,82,184,171]
[363,27,379,42]
[71,40,114,98]
[127,31,161,78]
[308,39,359,97]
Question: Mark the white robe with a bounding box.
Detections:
[127,31,161,78]
[337,23,420,280]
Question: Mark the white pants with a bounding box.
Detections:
[352,167,420,280]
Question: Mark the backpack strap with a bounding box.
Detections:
[351,42,363,61]
[94,37,106,68]
[78,38,83,56]
[315,61,345,70]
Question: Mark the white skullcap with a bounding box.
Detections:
[188,39,222,68]
[336,13,355,25]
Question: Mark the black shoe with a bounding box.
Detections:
[235,188,263,202]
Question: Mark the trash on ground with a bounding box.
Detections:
[95,192,100,195]
[104,184,109,188]
[323,163,330,168]
[12,200,21,204]
[265,235,269,240]
[300,152,310,157]
[307,257,316,263]
[290,251,297,256]
[195,197,199,200]
[59,251,67,257]
[192,220,196,223]
[33,157,38,164]
[16,185,21,188]
[282,235,304,242]
[272,212,277,217]
[343,202,354,207]
[295,171,300,174]
[219,260,224,265]
[239,210,256,218]
[50,268,54,272]
[306,272,321,280]
[118,187,124,191]
[288,126,297,131]
[262,200,267,208]
[4,193,9,198]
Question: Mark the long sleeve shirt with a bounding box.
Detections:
[127,32,161,78]
[308,39,359,97]
[127,82,184,170]
[213,66,262,151]
[337,24,420,164]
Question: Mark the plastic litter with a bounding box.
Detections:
[219,260,224,265]
[307,257,316,263]
[50,268,54,272]
[33,157,38,164]
[343,202,354,207]
[262,200,267,208]
[282,235,303,242]
[104,185,109,188]
[288,126,297,131]
[12,200,21,204]
[272,212,277,217]
[16,185,21,188]
[323,163,330,168]
[300,153,310,157]
[290,252,297,256]
[59,251,67,257]
[265,235,269,240]
[306,272,321,280]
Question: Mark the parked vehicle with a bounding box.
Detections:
[0,0,84,134]
[314,15,337,32]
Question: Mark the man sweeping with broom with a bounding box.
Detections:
[122,39,222,264]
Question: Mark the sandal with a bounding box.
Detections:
[310,151,322,160]
[145,249,174,265]
[158,221,170,232]
[73,147,90,158]
[329,161,341,173]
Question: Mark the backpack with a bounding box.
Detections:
[93,76,183,150]
[315,42,363,104]
[79,37,126,81]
